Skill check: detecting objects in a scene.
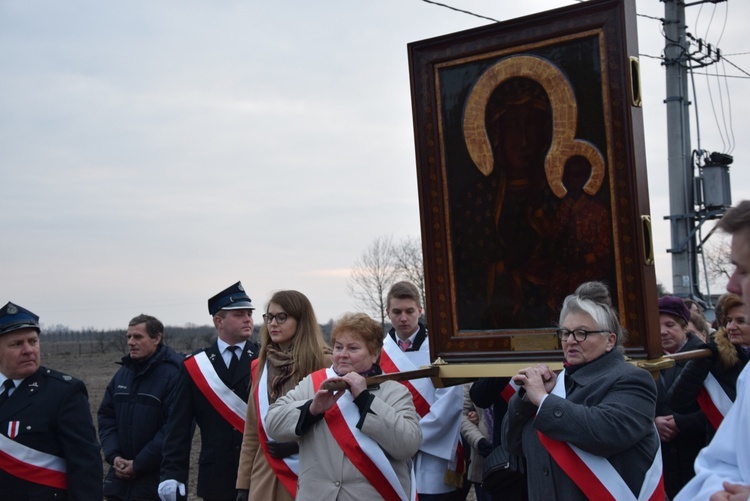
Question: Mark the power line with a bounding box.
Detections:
[418,0,500,23]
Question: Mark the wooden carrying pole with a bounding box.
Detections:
[322,349,714,391]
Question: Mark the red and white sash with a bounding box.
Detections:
[254,360,298,497]
[381,338,464,478]
[501,380,520,403]
[0,433,67,489]
[184,351,246,432]
[537,369,665,501]
[311,368,415,501]
[696,373,733,430]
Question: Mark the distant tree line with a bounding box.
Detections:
[41,321,337,357]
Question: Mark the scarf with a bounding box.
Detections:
[265,344,298,401]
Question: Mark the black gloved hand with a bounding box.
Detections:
[698,342,719,360]
[236,489,249,501]
[478,438,493,458]
[266,440,300,459]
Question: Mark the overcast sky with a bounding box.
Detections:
[2,0,749,330]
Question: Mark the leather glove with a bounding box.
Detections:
[698,342,719,360]
[236,489,250,501]
[158,479,186,501]
[266,440,300,459]
[478,438,493,458]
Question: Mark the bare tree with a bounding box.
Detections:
[347,236,399,328]
[703,237,733,288]
[392,236,426,311]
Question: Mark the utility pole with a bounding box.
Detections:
[664,0,694,297]
[663,0,730,303]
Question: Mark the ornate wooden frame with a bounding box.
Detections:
[408,0,661,364]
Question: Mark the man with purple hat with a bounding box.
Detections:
[159,282,260,501]
[0,301,103,499]
[654,295,708,498]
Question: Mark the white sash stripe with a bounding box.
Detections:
[193,352,246,421]
[0,433,66,473]
[325,367,410,500]
[258,362,299,475]
[704,373,733,417]
[382,337,436,406]
[550,370,662,501]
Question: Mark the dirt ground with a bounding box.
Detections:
[43,349,477,501]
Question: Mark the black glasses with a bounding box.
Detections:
[262,312,289,325]
[556,328,609,342]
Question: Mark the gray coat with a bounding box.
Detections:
[504,349,660,501]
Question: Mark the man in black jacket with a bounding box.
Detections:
[0,301,103,500]
[159,282,259,501]
[98,314,184,500]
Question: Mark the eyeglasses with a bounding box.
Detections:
[262,312,289,325]
[556,328,609,342]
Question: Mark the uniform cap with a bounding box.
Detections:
[0,302,41,336]
[208,281,254,316]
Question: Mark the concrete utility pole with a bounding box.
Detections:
[664,0,694,296]
[663,0,729,300]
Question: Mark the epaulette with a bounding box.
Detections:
[41,367,79,384]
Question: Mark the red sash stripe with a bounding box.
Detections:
[380,351,431,417]
[184,355,244,433]
[501,382,517,403]
[311,369,403,501]
[252,360,297,497]
[537,431,616,501]
[0,449,67,490]
[697,388,724,430]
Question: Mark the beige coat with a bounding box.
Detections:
[266,373,422,501]
[460,383,490,483]
[235,386,293,501]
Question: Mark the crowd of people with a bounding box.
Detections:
[1,201,749,500]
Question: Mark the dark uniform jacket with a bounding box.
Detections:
[160,340,258,500]
[98,344,184,500]
[0,366,103,500]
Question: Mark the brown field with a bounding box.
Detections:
[43,347,477,501]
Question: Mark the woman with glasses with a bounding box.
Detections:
[265,312,422,500]
[235,290,331,501]
[503,281,663,500]
[668,294,750,440]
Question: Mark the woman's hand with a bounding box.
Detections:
[654,415,679,442]
[512,364,555,406]
[467,410,479,425]
[309,377,345,415]
[340,372,367,398]
[709,482,750,501]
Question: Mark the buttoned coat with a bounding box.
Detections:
[265,373,422,501]
[98,344,184,500]
[160,340,258,499]
[0,366,103,500]
[504,349,660,501]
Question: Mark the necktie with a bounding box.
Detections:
[227,346,240,379]
[0,380,15,406]
[398,339,412,352]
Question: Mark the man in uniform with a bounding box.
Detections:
[381,281,464,500]
[159,282,260,501]
[0,301,103,499]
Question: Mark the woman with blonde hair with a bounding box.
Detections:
[235,290,330,501]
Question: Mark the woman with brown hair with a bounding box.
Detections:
[235,290,330,501]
